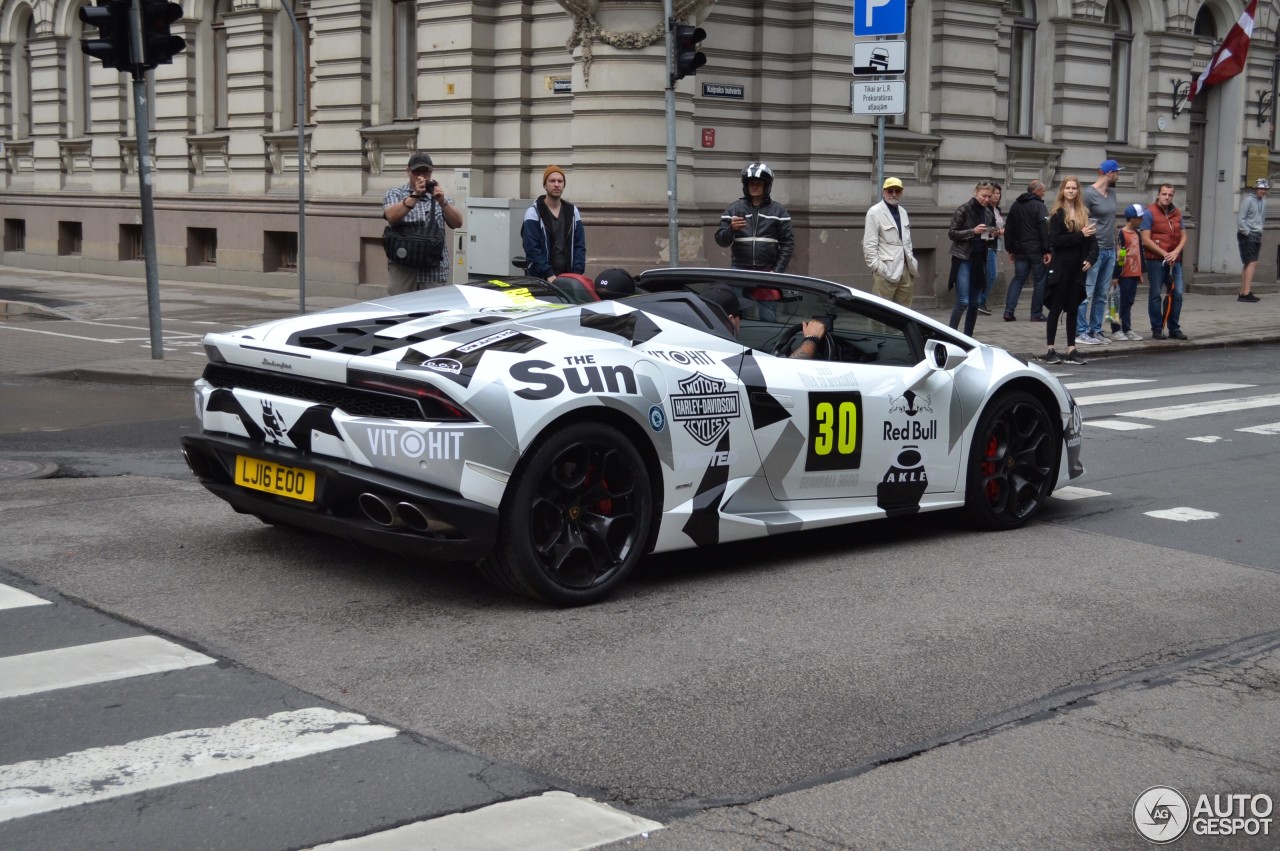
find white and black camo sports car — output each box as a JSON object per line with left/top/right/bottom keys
{"left": 182, "top": 268, "right": 1084, "bottom": 604}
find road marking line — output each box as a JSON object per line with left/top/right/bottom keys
{"left": 1051, "top": 486, "right": 1110, "bottom": 500}
{"left": 310, "top": 790, "right": 663, "bottom": 851}
{"left": 1144, "top": 507, "right": 1219, "bottom": 522}
{"left": 0, "top": 635, "right": 216, "bottom": 699}
{"left": 1084, "top": 419, "right": 1152, "bottom": 431}
{"left": 0, "top": 325, "right": 124, "bottom": 343}
{"left": 1122, "top": 393, "right": 1280, "bottom": 421}
{"left": 0, "top": 584, "right": 51, "bottom": 611}
{"left": 0, "top": 708, "right": 398, "bottom": 823}
{"left": 1063, "top": 378, "right": 1156, "bottom": 390}
{"left": 1238, "top": 421, "right": 1280, "bottom": 435}
{"left": 1187, "top": 436, "right": 1228, "bottom": 443}
{"left": 1073, "top": 383, "right": 1254, "bottom": 406}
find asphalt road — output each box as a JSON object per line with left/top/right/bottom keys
{"left": 2, "top": 345, "right": 1279, "bottom": 848}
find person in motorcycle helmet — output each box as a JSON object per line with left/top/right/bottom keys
{"left": 714, "top": 162, "right": 795, "bottom": 274}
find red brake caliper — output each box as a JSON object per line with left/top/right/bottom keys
{"left": 983, "top": 436, "right": 1000, "bottom": 503}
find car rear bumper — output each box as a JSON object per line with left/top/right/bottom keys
{"left": 181, "top": 433, "right": 498, "bottom": 562}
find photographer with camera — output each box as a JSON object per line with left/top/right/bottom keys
{"left": 382, "top": 151, "right": 463, "bottom": 294}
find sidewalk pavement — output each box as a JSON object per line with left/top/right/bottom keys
{"left": 1, "top": 264, "right": 1277, "bottom": 386}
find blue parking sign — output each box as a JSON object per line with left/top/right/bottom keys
{"left": 853, "top": 0, "right": 907, "bottom": 37}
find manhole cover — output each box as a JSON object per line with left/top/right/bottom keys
{"left": 0, "top": 459, "right": 59, "bottom": 480}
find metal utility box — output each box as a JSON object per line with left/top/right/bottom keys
{"left": 466, "top": 197, "right": 532, "bottom": 278}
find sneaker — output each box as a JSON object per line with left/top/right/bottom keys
{"left": 1238, "top": 293, "right": 1261, "bottom": 303}
{"left": 1151, "top": 330, "right": 1167, "bottom": 340}
{"left": 1077, "top": 334, "right": 1101, "bottom": 345}
{"left": 977, "top": 306, "right": 992, "bottom": 315}
{"left": 1042, "top": 349, "right": 1062, "bottom": 364}
{"left": 1169, "top": 329, "right": 1189, "bottom": 340}
{"left": 1064, "top": 350, "right": 1088, "bottom": 365}
{"left": 1125, "top": 330, "right": 1144, "bottom": 341}
{"left": 1096, "top": 333, "right": 1113, "bottom": 345}
{"left": 1003, "top": 313, "right": 1017, "bottom": 322}
{"left": 1030, "top": 315, "right": 1047, "bottom": 322}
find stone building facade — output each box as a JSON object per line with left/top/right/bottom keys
{"left": 1, "top": 0, "right": 1276, "bottom": 302}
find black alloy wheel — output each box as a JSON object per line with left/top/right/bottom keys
{"left": 484, "top": 422, "right": 653, "bottom": 605}
{"left": 964, "top": 391, "right": 1057, "bottom": 529}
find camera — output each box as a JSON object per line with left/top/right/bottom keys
{"left": 425, "top": 180, "right": 438, "bottom": 194}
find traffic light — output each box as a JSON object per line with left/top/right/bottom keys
{"left": 79, "top": 0, "right": 131, "bottom": 71}
{"left": 673, "top": 23, "right": 707, "bottom": 81}
{"left": 140, "top": 0, "right": 186, "bottom": 69}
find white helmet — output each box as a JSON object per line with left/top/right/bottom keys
{"left": 741, "top": 162, "right": 774, "bottom": 197}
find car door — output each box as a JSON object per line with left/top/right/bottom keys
{"left": 744, "top": 294, "right": 963, "bottom": 509}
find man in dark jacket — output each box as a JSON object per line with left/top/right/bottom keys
{"left": 521, "top": 164, "right": 586, "bottom": 280}
{"left": 715, "top": 162, "right": 795, "bottom": 273}
{"left": 1003, "top": 179, "right": 1052, "bottom": 322}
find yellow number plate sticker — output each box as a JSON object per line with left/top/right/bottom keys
{"left": 234, "top": 456, "right": 316, "bottom": 502}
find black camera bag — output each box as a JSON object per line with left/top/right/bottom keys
{"left": 383, "top": 198, "right": 445, "bottom": 269}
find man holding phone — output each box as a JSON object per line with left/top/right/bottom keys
{"left": 1141, "top": 184, "right": 1189, "bottom": 340}
{"left": 1076, "top": 159, "right": 1121, "bottom": 345}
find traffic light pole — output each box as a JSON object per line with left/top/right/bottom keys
{"left": 663, "top": 0, "right": 679, "bottom": 268}
{"left": 128, "top": 0, "right": 164, "bottom": 360}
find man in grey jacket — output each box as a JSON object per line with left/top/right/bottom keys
{"left": 862, "top": 177, "right": 919, "bottom": 306}
{"left": 1237, "top": 178, "right": 1268, "bottom": 303}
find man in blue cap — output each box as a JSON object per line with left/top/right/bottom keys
{"left": 1076, "top": 159, "right": 1121, "bottom": 346}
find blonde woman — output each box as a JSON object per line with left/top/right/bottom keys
{"left": 1042, "top": 177, "right": 1098, "bottom": 364}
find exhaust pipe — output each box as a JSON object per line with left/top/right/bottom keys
{"left": 396, "top": 502, "right": 459, "bottom": 536}
{"left": 358, "top": 492, "right": 402, "bottom": 528}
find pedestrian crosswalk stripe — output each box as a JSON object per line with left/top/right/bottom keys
{"left": 0, "top": 635, "right": 216, "bottom": 700}
{"left": 1121, "top": 393, "right": 1280, "bottom": 421}
{"left": 0, "top": 708, "right": 398, "bottom": 823}
{"left": 1084, "top": 419, "right": 1152, "bottom": 430}
{"left": 309, "top": 790, "right": 662, "bottom": 851}
{"left": 1238, "top": 421, "right": 1280, "bottom": 435}
{"left": 1063, "top": 378, "right": 1155, "bottom": 390}
{"left": 0, "top": 583, "right": 51, "bottom": 611}
{"left": 1073, "top": 383, "right": 1254, "bottom": 406}
{"left": 1051, "top": 486, "right": 1110, "bottom": 500}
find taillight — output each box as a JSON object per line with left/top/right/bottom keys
{"left": 348, "top": 369, "right": 474, "bottom": 421}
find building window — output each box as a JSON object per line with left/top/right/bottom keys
{"left": 265, "top": 231, "right": 299, "bottom": 272}
{"left": 4, "top": 219, "right": 26, "bottom": 253}
{"left": 276, "top": 3, "right": 313, "bottom": 130}
{"left": 1105, "top": 0, "right": 1133, "bottom": 143}
{"left": 120, "top": 224, "right": 144, "bottom": 261}
{"left": 1194, "top": 5, "right": 1218, "bottom": 39}
{"left": 13, "top": 14, "right": 35, "bottom": 139}
{"left": 1006, "top": 0, "right": 1036, "bottom": 138}
{"left": 71, "top": 1, "right": 93, "bottom": 136}
{"left": 188, "top": 228, "right": 217, "bottom": 265}
{"left": 392, "top": 0, "right": 418, "bottom": 120}
{"left": 58, "top": 222, "right": 84, "bottom": 256}
{"left": 214, "top": 0, "right": 231, "bottom": 128}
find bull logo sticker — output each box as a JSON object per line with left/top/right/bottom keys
{"left": 261, "top": 400, "right": 288, "bottom": 444}
{"left": 888, "top": 390, "right": 932, "bottom": 416}
{"left": 671, "top": 372, "right": 741, "bottom": 446}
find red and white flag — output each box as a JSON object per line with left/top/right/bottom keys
{"left": 1188, "top": 0, "right": 1257, "bottom": 100}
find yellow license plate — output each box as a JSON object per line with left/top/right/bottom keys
{"left": 234, "top": 456, "right": 316, "bottom": 502}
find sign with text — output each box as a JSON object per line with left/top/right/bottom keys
{"left": 702, "top": 82, "right": 745, "bottom": 99}
{"left": 852, "top": 80, "right": 905, "bottom": 115}
{"left": 853, "top": 40, "right": 906, "bottom": 76}
{"left": 853, "top": 0, "right": 907, "bottom": 37}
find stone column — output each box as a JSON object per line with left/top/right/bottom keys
{"left": 27, "top": 31, "right": 65, "bottom": 192}
{"left": 223, "top": 8, "right": 275, "bottom": 194}
{"left": 308, "top": 0, "right": 371, "bottom": 198}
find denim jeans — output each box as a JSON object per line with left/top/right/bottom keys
{"left": 981, "top": 250, "right": 997, "bottom": 308}
{"left": 949, "top": 255, "right": 985, "bottom": 336}
{"left": 1005, "top": 254, "right": 1047, "bottom": 318}
{"left": 1075, "top": 248, "right": 1115, "bottom": 336}
{"left": 1146, "top": 258, "right": 1184, "bottom": 333}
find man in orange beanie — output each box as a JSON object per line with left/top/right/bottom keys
{"left": 521, "top": 164, "right": 586, "bottom": 280}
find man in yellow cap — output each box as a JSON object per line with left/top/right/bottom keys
{"left": 862, "top": 177, "right": 918, "bottom": 306}
{"left": 521, "top": 164, "right": 586, "bottom": 280}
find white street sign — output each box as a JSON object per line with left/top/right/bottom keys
{"left": 853, "top": 41, "right": 906, "bottom": 76}
{"left": 852, "top": 80, "right": 905, "bottom": 115}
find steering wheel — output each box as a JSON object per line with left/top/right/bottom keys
{"left": 773, "top": 323, "right": 834, "bottom": 360}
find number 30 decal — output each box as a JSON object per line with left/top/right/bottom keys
{"left": 805, "top": 391, "right": 863, "bottom": 471}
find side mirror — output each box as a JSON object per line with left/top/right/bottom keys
{"left": 902, "top": 340, "right": 969, "bottom": 392}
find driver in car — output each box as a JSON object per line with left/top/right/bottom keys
{"left": 701, "top": 285, "right": 828, "bottom": 359}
